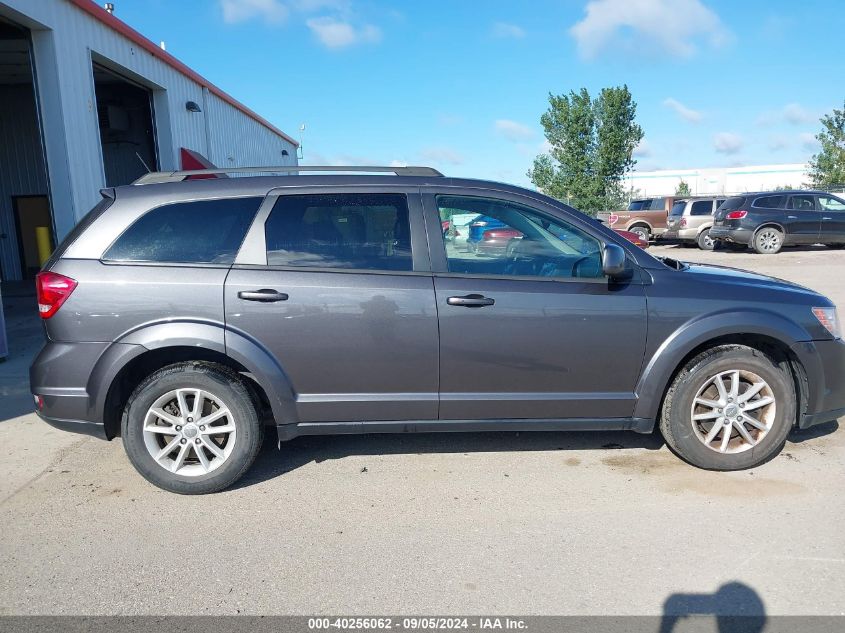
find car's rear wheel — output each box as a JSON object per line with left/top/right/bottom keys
{"left": 696, "top": 228, "right": 715, "bottom": 250}
{"left": 628, "top": 225, "right": 650, "bottom": 243}
{"left": 122, "top": 362, "right": 263, "bottom": 494}
{"left": 753, "top": 227, "right": 783, "bottom": 254}
{"left": 659, "top": 345, "right": 795, "bottom": 470}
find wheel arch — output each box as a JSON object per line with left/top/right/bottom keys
{"left": 634, "top": 312, "right": 812, "bottom": 425}
{"left": 92, "top": 322, "right": 296, "bottom": 439}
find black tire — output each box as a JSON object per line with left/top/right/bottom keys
{"left": 696, "top": 228, "right": 715, "bottom": 251}
{"left": 628, "top": 225, "right": 650, "bottom": 243}
{"left": 122, "top": 362, "right": 264, "bottom": 494}
{"left": 659, "top": 345, "right": 795, "bottom": 471}
{"left": 753, "top": 227, "right": 783, "bottom": 254}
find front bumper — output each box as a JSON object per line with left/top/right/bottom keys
{"left": 792, "top": 338, "right": 845, "bottom": 428}
{"left": 709, "top": 225, "right": 752, "bottom": 245}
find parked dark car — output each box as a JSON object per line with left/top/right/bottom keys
{"left": 31, "top": 166, "right": 845, "bottom": 493}
{"left": 710, "top": 191, "right": 845, "bottom": 254}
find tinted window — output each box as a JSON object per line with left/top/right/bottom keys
{"left": 752, "top": 195, "right": 785, "bottom": 209}
{"left": 437, "top": 195, "right": 603, "bottom": 280}
{"left": 104, "top": 197, "right": 261, "bottom": 263}
{"left": 649, "top": 197, "right": 666, "bottom": 210}
{"left": 716, "top": 199, "right": 726, "bottom": 208}
{"left": 669, "top": 201, "right": 687, "bottom": 216}
{"left": 818, "top": 195, "right": 845, "bottom": 212}
{"left": 690, "top": 200, "right": 714, "bottom": 216}
{"left": 788, "top": 195, "right": 815, "bottom": 211}
{"left": 264, "top": 193, "right": 412, "bottom": 271}
{"left": 628, "top": 199, "right": 650, "bottom": 210}
{"left": 719, "top": 197, "right": 746, "bottom": 211}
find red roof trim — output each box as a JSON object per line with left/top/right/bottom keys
{"left": 67, "top": 0, "right": 299, "bottom": 147}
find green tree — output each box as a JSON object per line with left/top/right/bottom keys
{"left": 808, "top": 100, "right": 845, "bottom": 188}
{"left": 529, "top": 85, "right": 643, "bottom": 215}
{"left": 675, "top": 180, "right": 691, "bottom": 196}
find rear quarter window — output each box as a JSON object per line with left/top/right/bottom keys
{"left": 103, "top": 197, "right": 262, "bottom": 264}
{"left": 752, "top": 195, "right": 785, "bottom": 209}
{"left": 719, "top": 197, "right": 746, "bottom": 211}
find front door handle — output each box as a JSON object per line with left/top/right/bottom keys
{"left": 238, "top": 289, "right": 289, "bottom": 302}
{"left": 447, "top": 294, "right": 495, "bottom": 308}
{"left": 822, "top": 217, "right": 833, "bottom": 221}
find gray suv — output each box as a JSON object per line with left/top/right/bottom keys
{"left": 30, "top": 166, "right": 845, "bottom": 493}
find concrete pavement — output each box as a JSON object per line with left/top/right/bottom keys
{"left": 0, "top": 245, "right": 843, "bottom": 616}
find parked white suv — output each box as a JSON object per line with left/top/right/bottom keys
{"left": 663, "top": 197, "right": 727, "bottom": 250}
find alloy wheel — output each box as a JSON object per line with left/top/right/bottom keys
{"left": 142, "top": 388, "right": 237, "bottom": 476}
{"left": 690, "top": 369, "right": 776, "bottom": 454}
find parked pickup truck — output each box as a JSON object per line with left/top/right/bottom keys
{"left": 598, "top": 197, "right": 677, "bottom": 242}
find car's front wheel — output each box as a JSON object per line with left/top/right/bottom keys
{"left": 659, "top": 345, "right": 795, "bottom": 470}
{"left": 122, "top": 362, "right": 264, "bottom": 494}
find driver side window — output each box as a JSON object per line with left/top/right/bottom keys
{"left": 437, "top": 195, "right": 603, "bottom": 279}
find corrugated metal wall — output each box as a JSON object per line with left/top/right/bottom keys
{"left": 0, "top": 83, "right": 48, "bottom": 281}
{"left": 0, "top": 0, "right": 297, "bottom": 280}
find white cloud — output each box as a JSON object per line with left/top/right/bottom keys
{"left": 757, "top": 103, "right": 817, "bottom": 127}
{"left": 713, "top": 132, "right": 742, "bottom": 155}
{"left": 389, "top": 159, "right": 408, "bottom": 167}
{"left": 306, "top": 16, "right": 381, "bottom": 48}
{"left": 768, "top": 135, "right": 789, "bottom": 151}
{"left": 569, "top": 0, "right": 729, "bottom": 60}
{"left": 492, "top": 22, "right": 526, "bottom": 38}
{"left": 420, "top": 146, "right": 464, "bottom": 165}
{"left": 662, "top": 98, "right": 703, "bottom": 123}
{"left": 220, "top": 0, "right": 289, "bottom": 24}
{"left": 633, "top": 139, "right": 651, "bottom": 157}
{"left": 783, "top": 103, "right": 814, "bottom": 125}
{"left": 494, "top": 119, "right": 535, "bottom": 142}
{"left": 800, "top": 132, "right": 819, "bottom": 151}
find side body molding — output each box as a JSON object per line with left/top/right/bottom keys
{"left": 633, "top": 309, "right": 813, "bottom": 423}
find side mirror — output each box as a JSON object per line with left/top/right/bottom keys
{"left": 602, "top": 243, "right": 627, "bottom": 279}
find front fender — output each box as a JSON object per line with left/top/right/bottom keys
{"left": 633, "top": 309, "right": 812, "bottom": 421}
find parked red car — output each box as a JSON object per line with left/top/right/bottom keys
{"left": 614, "top": 229, "right": 649, "bottom": 249}
{"left": 474, "top": 228, "right": 523, "bottom": 255}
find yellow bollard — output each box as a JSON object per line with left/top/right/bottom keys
{"left": 35, "top": 226, "right": 52, "bottom": 267}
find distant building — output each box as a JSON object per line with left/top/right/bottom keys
{"left": 0, "top": 0, "right": 299, "bottom": 281}
{"left": 624, "top": 164, "right": 809, "bottom": 198}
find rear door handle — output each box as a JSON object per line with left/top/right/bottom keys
{"left": 447, "top": 294, "right": 495, "bottom": 308}
{"left": 238, "top": 289, "right": 289, "bottom": 302}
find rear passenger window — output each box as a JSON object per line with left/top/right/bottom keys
{"left": 752, "top": 195, "right": 785, "bottom": 209}
{"left": 264, "top": 193, "right": 412, "bottom": 271}
{"left": 690, "top": 200, "right": 713, "bottom": 216}
{"left": 787, "top": 195, "right": 815, "bottom": 210}
{"left": 104, "top": 197, "right": 262, "bottom": 264}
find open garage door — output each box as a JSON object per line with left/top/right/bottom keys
{"left": 93, "top": 63, "right": 159, "bottom": 186}
{"left": 0, "top": 18, "right": 51, "bottom": 282}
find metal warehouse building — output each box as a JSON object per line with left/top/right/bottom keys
{"left": 0, "top": 0, "right": 299, "bottom": 282}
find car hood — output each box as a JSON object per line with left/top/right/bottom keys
{"left": 680, "top": 261, "right": 824, "bottom": 299}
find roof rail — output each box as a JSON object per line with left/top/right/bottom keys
{"left": 133, "top": 165, "right": 444, "bottom": 185}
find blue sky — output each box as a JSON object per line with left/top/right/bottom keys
{"left": 114, "top": 0, "right": 844, "bottom": 187}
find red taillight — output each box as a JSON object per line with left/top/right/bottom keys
{"left": 36, "top": 272, "right": 77, "bottom": 319}
{"left": 34, "top": 395, "right": 44, "bottom": 411}
{"left": 726, "top": 210, "right": 747, "bottom": 220}
{"left": 679, "top": 218, "right": 687, "bottom": 227}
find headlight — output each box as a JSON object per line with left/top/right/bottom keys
{"left": 812, "top": 307, "right": 841, "bottom": 339}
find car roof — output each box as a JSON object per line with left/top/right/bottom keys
{"left": 112, "top": 174, "right": 540, "bottom": 203}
